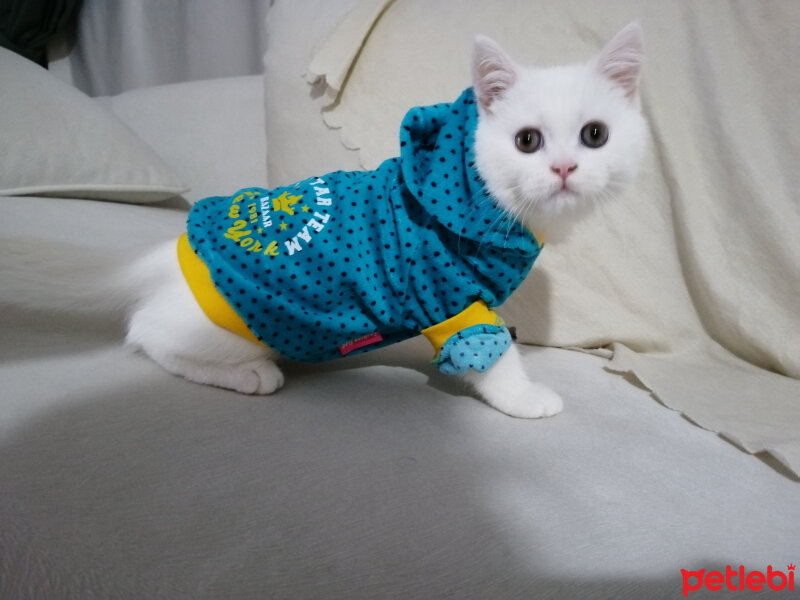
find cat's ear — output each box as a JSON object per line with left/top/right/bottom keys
{"left": 471, "top": 35, "right": 518, "bottom": 111}
{"left": 595, "top": 22, "right": 644, "bottom": 102}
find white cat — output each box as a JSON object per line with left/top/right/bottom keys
{"left": 1, "top": 24, "right": 646, "bottom": 419}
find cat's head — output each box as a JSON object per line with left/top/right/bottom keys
{"left": 472, "top": 23, "right": 647, "bottom": 241}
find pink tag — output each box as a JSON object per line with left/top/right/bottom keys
{"left": 339, "top": 332, "right": 384, "bottom": 356}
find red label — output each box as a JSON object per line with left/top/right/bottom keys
{"left": 339, "top": 332, "right": 384, "bottom": 356}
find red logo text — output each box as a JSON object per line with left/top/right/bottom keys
{"left": 681, "top": 564, "right": 795, "bottom": 596}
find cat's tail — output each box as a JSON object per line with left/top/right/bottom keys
{"left": 0, "top": 238, "right": 174, "bottom": 317}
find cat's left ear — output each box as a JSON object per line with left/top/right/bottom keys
{"left": 595, "top": 22, "right": 644, "bottom": 102}
{"left": 471, "top": 35, "right": 519, "bottom": 112}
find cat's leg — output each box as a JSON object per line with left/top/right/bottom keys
{"left": 125, "top": 245, "right": 284, "bottom": 395}
{"left": 143, "top": 348, "right": 284, "bottom": 395}
{"left": 463, "top": 343, "right": 563, "bottom": 418}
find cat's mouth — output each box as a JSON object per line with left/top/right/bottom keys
{"left": 552, "top": 183, "right": 577, "bottom": 199}
{"left": 549, "top": 176, "right": 576, "bottom": 197}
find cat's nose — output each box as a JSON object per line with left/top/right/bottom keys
{"left": 550, "top": 162, "right": 578, "bottom": 180}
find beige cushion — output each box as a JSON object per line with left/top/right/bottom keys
{"left": 97, "top": 76, "right": 267, "bottom": 204}
{"left": 0, "top": 47, "right": 188, "bottom": 203}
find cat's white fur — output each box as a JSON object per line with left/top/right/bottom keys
{"left": 1, "top": 24, "right": 646, "bottom": 418}
{"left": 474, "top": 23, "right": 647, "bottom": 242}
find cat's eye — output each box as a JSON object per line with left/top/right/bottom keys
{"left": 580, "top": 121, "right": 609, "bottom": 148}
{"left": 515, "top": 128, "right": 543, "bottom": 153}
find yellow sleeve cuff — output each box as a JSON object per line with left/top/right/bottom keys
{"left": 421, "top": 300, "right": 504, "bottom": 355}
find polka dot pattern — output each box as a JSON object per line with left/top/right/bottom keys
{"left": 186, "top": 88, "right": 542, "bottom": 362}
{"left": 436, "top": 324, "right": 513, "bottom": 375}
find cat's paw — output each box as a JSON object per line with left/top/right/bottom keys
{"left": 486, "top": 382, "right": 563, "bottom": 419}
{"left": 236, "top": 359, "right": 285, "bottom": 395}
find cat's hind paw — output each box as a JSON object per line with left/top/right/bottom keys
{"left": 236, "top": 359, "right": 285, "bottom": 395}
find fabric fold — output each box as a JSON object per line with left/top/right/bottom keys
{"left": 609, "top": 342, "right": 800, "bottom": 477}
{"left": 304, "top": 0, "right": 395, "bottom": 108}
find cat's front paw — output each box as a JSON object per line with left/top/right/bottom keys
{"left": 486, "top": 382, "right": 563, "bottom": 419}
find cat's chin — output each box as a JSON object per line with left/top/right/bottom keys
{"left": 523, "top": 190, "right": 596, "bottom": 244}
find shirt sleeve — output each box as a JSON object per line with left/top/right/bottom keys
{"left": 421, "top": 301, "right": 512, "bottom": 374}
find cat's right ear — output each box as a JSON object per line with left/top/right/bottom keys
{"left": 471, "top": 35, "right": 518, "bottom": 112}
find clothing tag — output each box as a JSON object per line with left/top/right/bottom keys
{"left": 339, "top": 332, "right": 384, "bottom": 356}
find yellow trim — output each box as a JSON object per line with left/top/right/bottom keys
{"left": 421, "top": 300, "right": 503, "bottom": 355}
{"left": 176, "top": 234, "right": 262, "bottom": 345}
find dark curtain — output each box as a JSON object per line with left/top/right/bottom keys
{"left": 0, "top": 0, "right": 83, "bottom": 66}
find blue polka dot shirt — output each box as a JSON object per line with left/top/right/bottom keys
{"left": 185, "top": 88, "right": 542, "bottom": 362}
